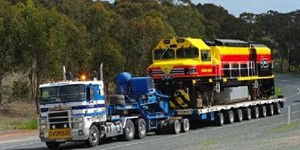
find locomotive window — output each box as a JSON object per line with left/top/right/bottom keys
{"left": 176, "top": 47, "right": 199, "bottom": 58}
{"left": 154, "top": 48, "right": 175, "bottom": 60}
{"left": 201, "top": 50, "right": 211, "bottom": 61}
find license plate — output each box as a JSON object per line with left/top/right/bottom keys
{"left": 48, "top": 129, "right": 71, "bottom": 139}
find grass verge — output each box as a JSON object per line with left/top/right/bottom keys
{"left": 271, "top": 122, "right": 300, "bottom": 132}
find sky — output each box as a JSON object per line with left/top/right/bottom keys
{"left": 192, "top": 0, "right": 300, "bottom": 17}
{"left": 105, "top": 0, "right": 300, "bottom": 17}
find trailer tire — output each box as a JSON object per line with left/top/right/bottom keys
{"left": 274, "top": 102, "right": 281, "bottom": 114}
{"left": 252, "top": 106, "right": 259, "bottom": 119}
{"left": 181, "top": 118, "right": 190, "bottom": 132}
{"left": 86, "top": 125, "right": 100, "bottom": 147}
{"left": 155, "top": 120, "right": 165, "bottom": 135}
{"left": 135, "top": 118, "right": 146, "bottom": 139}
{"left": 267, "top": 104, "right": 274, "bottom": 116}
{"left": 235, "top": 109, "right": 243, "bottom": 122}
{"left": 225, "top": 110, "right": 234, "bottom": 124}
{"left": 110, "top": 95, "right": 125, "bottom": 104}
{"left": 46, "top": 142, "right": 60, "bottom": 150}
{"left": 123, "top": 119, "right": 135, "bottom": 141}
{"left": 243, "top": 108, "right": 251, "bottom": 120}
{"left": 260, "top": 105, "right": 267, "bottom": 118}
{"left": 170, "top": 120, "right": 181, "bottom": 134}
{"left": 215, "top": 112, "right": 224, "bottom": 126}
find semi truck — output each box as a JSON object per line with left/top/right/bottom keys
{"left": 38, "top": 70, "right": 284, "bottom": 149}
{"left": 38, "top": 37, "right": 285, "bottom": 149}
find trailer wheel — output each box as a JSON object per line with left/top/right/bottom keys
{"left": 235, "top": 109, "right": 243, "bottom": 122}
{"left": 252, "top": 106, "right": 259, "bottom": 119}
{"left": 215, "top": 112, "right": 224, "bottom": 126}
{"left": 135, "top": 118, "right": 146, "bottom": 139}
{"left": 123, "top": 119, "right": 135, "bottom": 141}
{"left": 267, "top": 104, "right": 274, "bottom": 116}
{"left": 181, "top": 118, "right": 190, "bottom": 132}
{"left": 225, "top": 110, "right": 234, "bottom": 124}
{"left": 170, "top": 120, "right": 181, "bottom": 134}
{"left": 274, "top": 102, "right": 281, "bottom": 114}
{"left": 46, "top": 142, "right": 60, "bottom": 150}
{"left": 86, "top": 125, "right": 100, "bottom": 147}
{"left": 260, "top": 105, "right": 267, "bottom": 118}
{"left": 243, "top": 108, "right": 251, "bottom": 120}
{"left": 155, "top": 120, "right": 165, "bottom": 135}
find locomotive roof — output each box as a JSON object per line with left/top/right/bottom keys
{"left": 214, "top": 39, "right": 249, "bottom": 47}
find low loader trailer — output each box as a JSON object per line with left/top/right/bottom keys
{"left": 38, "top": 71, "right": 284, "bottom": 149}
{"left": 172, "top": 97, "right": 284, "bottom": 126}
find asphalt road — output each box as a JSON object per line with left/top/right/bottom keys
{"left": 1, "top": 74, "right": 300, "bottom": 150}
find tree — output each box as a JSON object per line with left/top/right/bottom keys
{"left": 18, "top": 0, "right": 87, "bottom": 112}
{"left": 166, "top": 5, "right": 205, "bottom": 38}
{"left": 0, "top": 1, "right": 23, "bottom": 104}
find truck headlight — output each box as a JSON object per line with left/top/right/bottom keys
{"left": 73, "top": 122, "right": 83, "bottom": 128}
{"left": 72, "top": 117, "right": 83, "bottom": 128}
{"left": 40, "top": 124, "right": 47, "bottom": 130}
{"left": 39, "top": 118, "right": 47, "bottom": 130}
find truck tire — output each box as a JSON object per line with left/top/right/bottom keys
{"left": 86, "top": 125, "right": 100, "bottom": 147}
{"left": 215, "top": 112, "right": 224, "bottom": 126}
{"left": 110, "top": 95, "right": 125, "bottom": 104}
{"left": 243, "top": 107, "right": 251, "bottom": 120}
{"left": 169, "top": 120, "right": 181, "bottom": 134}
{"left": 46, "top": 142, "right": 60, "bottom": 150}
{"left": 135, "top": 118, "right": 146, "bottom": 139}
{"left": 252, "top": 106, "right": 259, "bottom": 119}
{"left": 235, "top": 109, "right": 243, "bottom": 122}
{"left": 274, "top": 102, "right": 281, "bottom": 114}
{"left": 155, "top": 120, "right": 165, "bottom": 135}
{"left": 267, "top": 104, "right": 274, "bottom": 116}
{"left": 259, "top": 105, "right": 267, "bottom": 118}
{"left": 181, "top": 118, "right": 190, "bottom": 132}
{"left": 123, "top": 119, "right": 135, "bottom": 141}
{"left": 225, "top": 110, "right": 234, "bottom": 124}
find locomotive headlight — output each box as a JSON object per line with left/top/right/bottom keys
{"left": 51, "top": 125, "right": 56, "bottom": 129}
{"left": 63, "top": 124, "right": 68, "bottom": 128}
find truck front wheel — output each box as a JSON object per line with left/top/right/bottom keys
{"left": 123, "top": 119, "right": 135, "bottom": 141}
{"left": 46, "top": 142, "right": 60, "bottom": 150}
{"left": 135, "top": 118, "right": 146, "bottom": 139}
{"left": 86, "top": 125, "right": 100, "bottom": 147}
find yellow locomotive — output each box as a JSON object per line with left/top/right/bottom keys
{"left": 147, "top": 38, "right": 275, "bottom": 109}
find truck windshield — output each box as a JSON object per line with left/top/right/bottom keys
{"left": 40, "top": 84, "right": 85, "bottom": 103}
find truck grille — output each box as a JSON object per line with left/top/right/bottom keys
{"left": 47, "top": 110, "right": 71, "bottom": 129}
